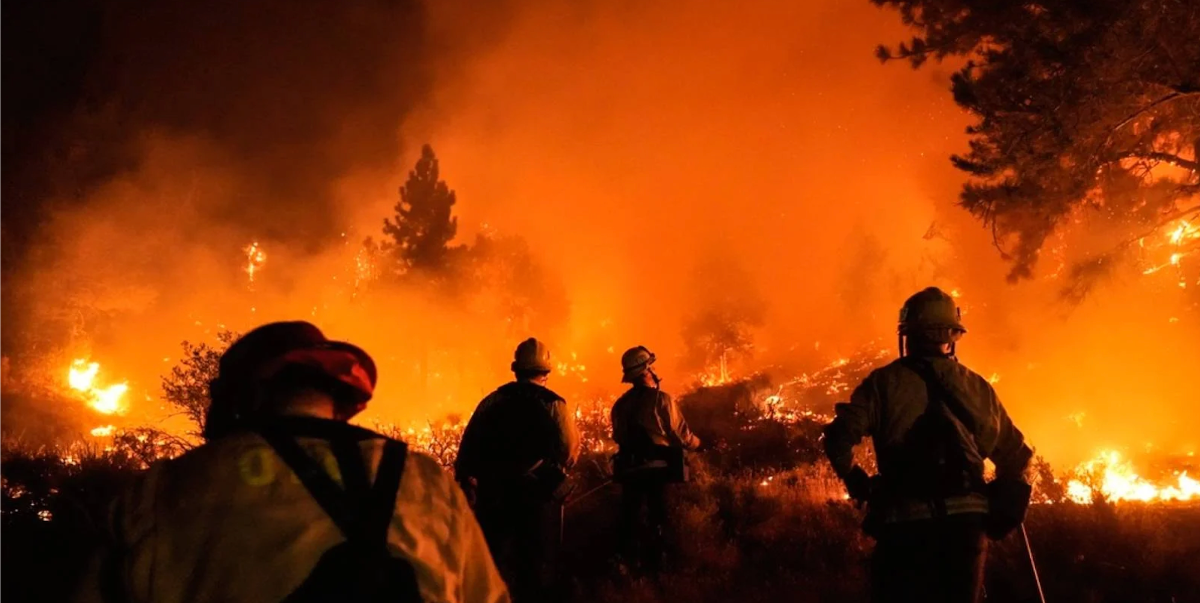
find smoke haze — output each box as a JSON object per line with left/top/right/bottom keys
{"left": 3, "top": 0, "right": 1197, "bottom": 465}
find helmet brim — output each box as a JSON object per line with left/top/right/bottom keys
{"left": 262, "top": 342, "right": 377, "bottom": 402}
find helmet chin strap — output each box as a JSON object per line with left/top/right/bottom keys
{"left": 648, "top": 367, "right": 662, "bottom": 389}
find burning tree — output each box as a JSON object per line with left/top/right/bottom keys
{"left": 875, "top": 0, "right": 1200, "bottom": 293}
{"left": 680, "top": 254, "right": 766, "bottom": 380}
{"left": 382, "top": 144, "right": 463, "bottom": 278}
{"left": 465, "top": 231, "right": 570, "bottom": 337}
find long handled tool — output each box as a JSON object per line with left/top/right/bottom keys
{"left": 1021, "top": 523, "right": 1047, "bottom": 603}
{"left": 558, "top": 479, "right": 615, "bottom": 546}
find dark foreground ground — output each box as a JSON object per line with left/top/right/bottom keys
{"left": 562, "top": 467, "right": 1200, "bottom": 603}
{"left": 3, "top": 440, "right": 1199, "bottom": 603}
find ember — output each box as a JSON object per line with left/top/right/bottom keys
{"left": 244, "top": 241, "right": 267, "bottom": 285}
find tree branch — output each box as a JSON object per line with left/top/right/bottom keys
{"left": 1113, "top": 151, "right": 1200, "bottom": 174}
{"left": 1108, "top": 203, "right": 1200, "bottom": 254}
{"left": 1109, "top": 91, "right": 1200, "bottom": 137}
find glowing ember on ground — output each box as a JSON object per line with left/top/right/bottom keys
{"left": 68, "top": 359, "right": 130, "bottom": 415}
{"left": 1065, "top": 450, "right": 1199, "bottom": 503}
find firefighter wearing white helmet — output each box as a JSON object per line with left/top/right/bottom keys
{"left": 455, "top": 338, "right": 580, "bottom": 603}
{"left": 610, "top": 345, "right": 700, "bottom": 572}
{"left": 823, "top": 288, "right": 1033, "bottom": 603}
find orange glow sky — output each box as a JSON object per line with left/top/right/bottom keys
{"left": 5, "top": 0, "right": 1197, "bottom": 466}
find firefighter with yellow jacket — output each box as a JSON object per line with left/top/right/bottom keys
{"left": 823, "top": 288, "right": 1033, "bottom": 603}
{"left": 610, "top": 346, "right": 700, "bottom": 571}
{"left": 74, "top": 321, "right": 508, "bottom": 603}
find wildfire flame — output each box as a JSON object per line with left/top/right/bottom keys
{"left": 354, "top": 245, "right": 377, "bottom": 290}
{"left": 555, "top": 351, "right": 588, "bottom": 383}
{"left": 68, "top": 359, "right": 129, "bottom": 416}
{"left": 1065, "top": 449, "right": 1199, "bottom": 503}
{"left": 698, "top": 351, "right": 734, "bottom": 387}
{"left": 1143, "top": 218, "right": 1199, "bottom": 280}
{"left": 244, "top": 241, "right": 267, "bottom": 284}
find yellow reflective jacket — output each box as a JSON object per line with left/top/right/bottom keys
{"left": 824, "top": 355, "right": 1031, "bottom": 522}
{"left": 611, "top": 385, "right": 701, "bottom": 451}
{"left": 74, "top": 422, "right": 510, "bottom": 603}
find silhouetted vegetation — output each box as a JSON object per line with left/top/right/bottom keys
{"left": 4, "top": 375, "right": 1198, "bottom": 602}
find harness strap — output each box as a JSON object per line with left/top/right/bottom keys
{"left": 256, "top": 420, "right": 407, "bottom": 544}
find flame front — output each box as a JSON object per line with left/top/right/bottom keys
{"left": 68, "top": 359, "right": 129, "bottom": 416}
{"left": 68, "top": 361, "right": 100, "bottom": 391}
{"left": 1065, "top": 449, "right": 1199, "bottom": 503}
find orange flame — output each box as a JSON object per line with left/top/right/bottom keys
{"left": 68, "top": 359, "right": 129, "bottom": 416}
{"left": 1065, "top": 449, "right": 1199, "bottom": 503}
{"left": 244, "top": 241, "right": 267, "bottom": 284}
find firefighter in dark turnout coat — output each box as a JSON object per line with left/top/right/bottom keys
{"left": 456, "top": 338, "right": 581, "bottom": 603}
{"left": 823, "top": 288, "right": 1033, "bottom": 603}
{"left": 610, "top": 346, "right": 700, "bottom": 571}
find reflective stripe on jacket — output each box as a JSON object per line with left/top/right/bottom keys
{"left": 824, "top": 355, "right": 1031, "bottom": 523}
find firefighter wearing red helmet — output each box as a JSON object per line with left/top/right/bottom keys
{"left": 823, "top": 288, "right": 1033, "bottom": 603}
{"left": 455, "top": 338, "right": 581, "bottom": 603}
{"left": 609, "top": 345, "right": 700, "bottom": 573}
{"left": 76, "top": 321, "right": 509, "bottom": 603}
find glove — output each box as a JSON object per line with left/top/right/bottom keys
{"left": 985, "top": 479, "right": 1032, "bottom": 540}
{"left": 844, "top": 466, "right": 873, "bottom": 503}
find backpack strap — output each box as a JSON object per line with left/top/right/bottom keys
{"left": 901, "top": 356, "right": 979, "bottom": 434}
{"left": 363, "top": 439, "right": 408, "bottom": 546}
{"left": 330, "top": 437, "right": 372, "bottom": 509}
{"left": 258, "top": 423, "right": 409, "bottom": 546}
{"left": 256, "top": 424, "right": 359, "bottom": 538}
{"left": 900, "top": 356, "right": 987, "bottom": 506}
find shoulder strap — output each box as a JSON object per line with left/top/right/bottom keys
{"left": 258, "top": 425, "right": 409, "bottom": 545}
{"left": 363, "top": 439, "right": 407, "bottom": 546}
{"left": 901, "top": 357, "right": 979, "bottom": 434}
{"left": 256, "top": 424, "right": 358, "bottom": 538}
{"left": 330, "top": 437, "right": 372, "bottom": 506}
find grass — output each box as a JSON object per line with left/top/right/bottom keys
{"left": 3, "top": 410, "right": 1198, "bottom": 603}
{"left": 560, "top": 460, "right": 1200, "bottom": 603}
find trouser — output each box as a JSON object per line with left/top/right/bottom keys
{"left": 871, "top": 513, "right": 988, "bottom": 603}
{"left": 617, "top": 473, "right": 670, "bottom": 571}
{"left": 474, "top": 488, "right": 559, "bottom": 603}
